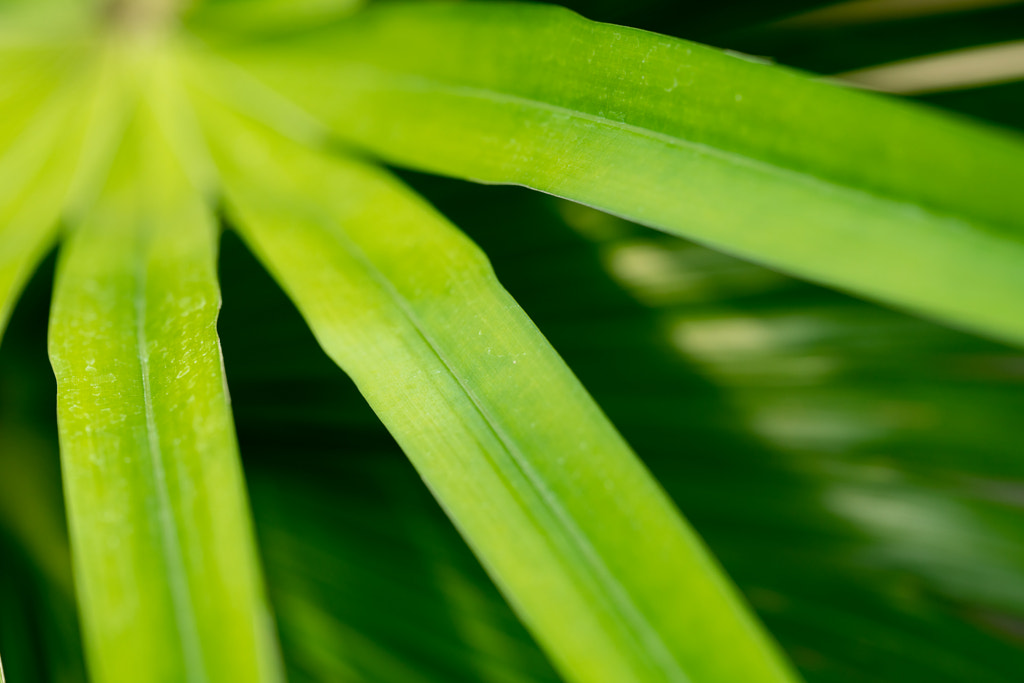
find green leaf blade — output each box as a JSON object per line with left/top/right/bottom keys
{"left": 0, "top": 48, "right": 92, "bottom": 343}
{"left": 47, "top": 96, "right": 282, "bottom": 683}
{"left": 217, "top": 1, "right": 1024, "bottom": 345}
{"left": 198, "top": 99, "right": 802, "bottom": 683}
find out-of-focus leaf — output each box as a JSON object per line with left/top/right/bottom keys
{"left": 840, "top": 41, "right": 1024, "bottom": 94}
{"left": 198, "top": 98, "right": 801, "bottom": 683}
{"left": 0, "top": 1, "right": 91, "bottom": 44}
{"left": 0, "top": 45, "right": 91, "bottom": 343}
{"left": 246, "top": 456, "right": 564, "bottom": 683}
{"left": 46, "top": 68, "right": 282, "bottom": 683}
{"left": 212, "top": 1, "right": 1024, "bottom": 346}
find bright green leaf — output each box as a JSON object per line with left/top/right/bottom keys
{"left": 197, "top": 98, "right": 803, "bottom": 683}
{"left": 214, "top": 1, "right": 1024, "bottom": 345}
{"left": 47, "top": 75, "right": 283, "bottom": 683}
{"left": 0, "top": 47, "right": 89, "bottom": 343}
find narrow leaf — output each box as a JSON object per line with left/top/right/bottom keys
{"left": 215, "top": 1, "right": 1024, "bottom": 345}
{"left": 47, "top": 82, "right": 283, "bottom": 682}
{"left": 197, "top": 99, "right": 802, "bottom": 683}
{"left": 0, "top": 48, "right": 89, "bottom": 342}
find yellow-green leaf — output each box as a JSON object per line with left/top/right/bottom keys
{"left": 47, "top": 80, "right": 283, "bottom": 683}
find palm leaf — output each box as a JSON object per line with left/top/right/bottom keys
{"left": 2, "top": 2, "right": 1024, "bottom": 682}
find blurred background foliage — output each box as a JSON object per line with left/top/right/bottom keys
{"left": 2, "top": 0, "right": 1024, "bottom": 681}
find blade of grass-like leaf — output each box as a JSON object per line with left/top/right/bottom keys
{"left": 211, "top": 1, "right": 1024, "bottom": 346}
{"left": 216, "top": 230, "right": 565, "bottom": 682}
{"left": 197, "top": 98, "right": 802, "bottom": 683}
{"left": 47, "top": 78, "right": 283, "bottom": 683}
{"left": 0, "top": 125, "right": 67, "bottom": 342}
{"left": 0, "top": 46, "right": 103, "bottom": 345}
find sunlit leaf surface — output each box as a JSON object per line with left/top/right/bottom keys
{"left": 47, "top": 86, "right": 282, "bottom": 683}
{"left": 216, "top": 1, "right": 1024, "bottom": 345}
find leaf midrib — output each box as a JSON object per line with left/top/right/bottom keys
{"left": 130, "top": 211, "right": 210, "bottom": 683}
